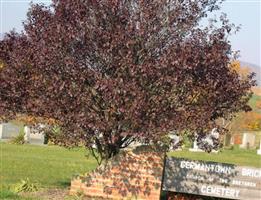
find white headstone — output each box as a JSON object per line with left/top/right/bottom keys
{"left": 29, "top": 132, "right": 45, "bottom": 145}
{"left": 28, "top": 126, "right": 45, "bottom": 145}
{"left": 24, "top": 126, "right": 31, "bottom": 143}
{"left": 193, "top": 140, "right": 199, "bottom": 149}
{"left": 0, "top": 123, "right": 23, "bottom": 140}
{"left": 210, "top": 128, "right": 219, "bottom": 139}
{"left": 169, "top": 134, "right": 181, "bottom": 151}
{"left": 189, "top": 139, "right": 203, "bottom": 152}
{"left": 189, "top": 128, "right": 219, "bottom": 153}
{"left": 23, "top": 125, "right": 45, "bottom": 145}
{"left": 240, "top": 133, "right": 256, "bottom": 149}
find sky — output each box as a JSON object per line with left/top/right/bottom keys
{"left": 0, "top": 0, "right": 260, "bottom": 67}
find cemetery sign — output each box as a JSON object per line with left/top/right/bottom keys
{"left": 162, "top": 157, "right": 261, "bottom": 200}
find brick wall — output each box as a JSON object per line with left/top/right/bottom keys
{"left": 70, "top": 146, "right": 165, "bottom": 200}
{"left": 167, "top": 193, "right": 198, "bottom": 200}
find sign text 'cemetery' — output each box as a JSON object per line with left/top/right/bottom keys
{"left": 162, "top": 157, "right": 261, "bottom": 200}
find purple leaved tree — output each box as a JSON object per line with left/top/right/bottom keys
{"left": 0, "top": 0, "right": 255, "bottom": 163}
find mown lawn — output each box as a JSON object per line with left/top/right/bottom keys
{"left": 1, "top": 143, "right": 260, "bottom": 199}
{"left": 169, "top": 146, "right": 261, "bottom": 168}
{"left": 0, "top": 143, "right": 97, "bottom": 189}
{"left": 249, "top": 94, "right": 261, "bottom": 113}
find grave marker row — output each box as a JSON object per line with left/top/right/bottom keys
{"left": 0, "top": 123, "right": 45, "bottom": 145}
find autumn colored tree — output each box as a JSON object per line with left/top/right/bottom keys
{"left": 244, "top": 112, "right": 261, "bottom": 131}
{"left": 0, "top": 61, "right": 3, "bottom": 69}
{"left": 231, "top": 112, "right": 261, "bottom": 131}
{"left": 0, "top": 0, "right": 256, "bottom": 162}
{"left": 230, "top": 60, "right": 251, "bottom": 79}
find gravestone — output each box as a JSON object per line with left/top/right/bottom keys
{"left": 210, "top": 128, "right": 219, "bottom": 139}
{"left": 27, "top": 126, "right": 45, "bottom": 145}
{"left": 257, "top": 140, "right": 261, "bottom": 155}
{"left": 169, "top": 134, "right": 182, "bottom": 151}
{"left": 240, "top": 133, "right": 256, "bottom": 149}
{"left": 189, "top": 140, "right": 203, "bottom": 152}
{"left": 0, "top": 123, "right": 45, "bottom": 144}
{"left": 189, "top": 128, "right": 219, "bottom": 153}
{"left": 24, "top": 126, "right": 45, "bottom": 145}
{"left": 0, "top": 123, "right": 23, "bottom": 140}
{"left": 24, "top": 126, "right": 31, "bottom": 143}
{"left": 29, "top": 132, "right": 45, "bottom": 145}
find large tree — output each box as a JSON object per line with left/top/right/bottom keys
{"left": 0, "top": 0, "right": 255, "bottom": 163}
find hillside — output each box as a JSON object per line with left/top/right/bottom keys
{"left": 241, "top": 61, "right": 261, "bottom": 86}
{"left": 252, "top": 87, "right": 261, "bottom": 96}
{"left": 229, "top": 91, "right": 261, "bottom": 133}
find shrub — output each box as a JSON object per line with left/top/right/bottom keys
{"left": 13, "top": 178, "right": 38, "bottom": 193}
{"left": 9, "top": 130, "right": 25, "bottom": 145}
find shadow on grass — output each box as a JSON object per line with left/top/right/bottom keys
{"left": 55, "top": 180, "right": 71, "bottom": 188}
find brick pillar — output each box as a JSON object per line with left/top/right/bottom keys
{"left": 70, "top": 146, "right": 165, "bottom": 200}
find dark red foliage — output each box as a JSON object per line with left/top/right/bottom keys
{"left": 0, "top": 0, "right": 255, "bottom": 162}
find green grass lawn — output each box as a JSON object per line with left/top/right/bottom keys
{"left": 169, "top": 146, "right": 261, "bottom": 168}
{"left": 1, "top": 143, "right": 260, "bottom": 199}
{"left": 1, "top": 144, "right": 260, "bottom": 189}
{"left": 249, "top": 94, "right": 261, "bottom": 113}
{"left": 0, "top": 143, "right": 97, "bottom": 189}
